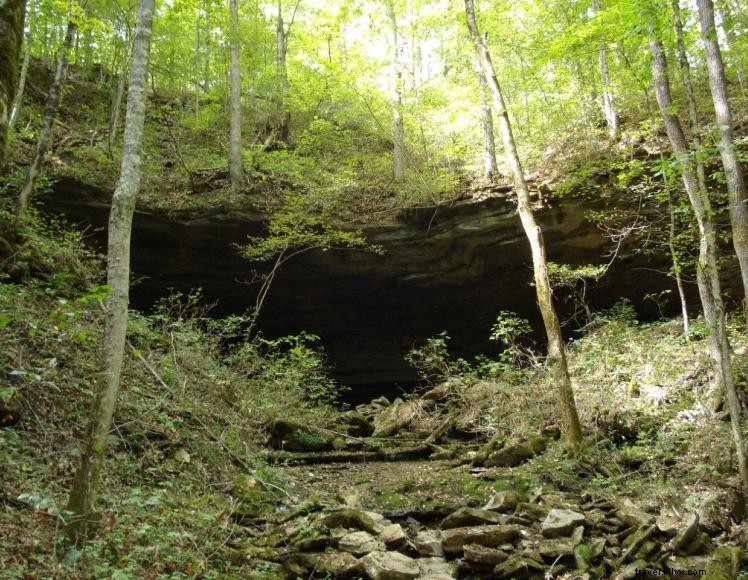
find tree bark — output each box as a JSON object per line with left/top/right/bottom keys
{"left": 386, "top": 0, "right": 405, "bottom": 182}
{"left": 696, "top": 0, "right": 748, "bottom": 323}
{"left": 649, "top": 30, "right": 748, "bottom": 503}
{"left": 228, "top": 0, "right": 243, "bottom": 189}
{"left": 464, "top": 0, "right": 582, "bottom": 448}
{"left": 0, "top": 0, "right": 27, "bottom": 168}
{"left": 16, "top": 19, "right": 76, "bottom": 217}
{"left": 477, "top": 59, "right": 498, "bottom": 183}
{"left": 275, "top": 0, "right": 290, "bottom": 142}
{"left": 66, "top": 0, "right": 155, "bottom": 545}
{"left": 9, "top": 23, "right": 31, "bottom": 132}
{"left": 592, "top": 0, "right": 618, "bottom": 138}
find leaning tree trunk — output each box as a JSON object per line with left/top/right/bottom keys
{"left": 649, "top": 30, "right": 748, "bottom": 503}
{"left": 386, "top": 0, "right": 405, "bottom": 182}
{"left": 9, "top": 24, "right": 31, "bottom": 132}
{"left": 697, "top": 0, "right": 748, "bottom": 323}
{"left": 477, "top": 60, "right": 498, "bottom": 183}
{"left": 0, "top": 0, "right": 27, "bottom": 168}
{"left": 66, "top": 0, "right": 155, "bottom": 546}
{"left": 464, "top": 0, "right": 583, "bottom": 448}
{"left": 228, "top": 0, "right": 243, "bottom": 190}
{"left": 592, "top": 0, "right": 618, "bottom": 139}
{"left": 16, "top": 19, "right": 76, "bottom": 217}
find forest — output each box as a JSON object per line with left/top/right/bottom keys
{"left": 0, "top": 0, "right": 747, "bottom": 577}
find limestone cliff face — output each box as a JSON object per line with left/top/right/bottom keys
{"left": 42, "top": 177, "right": 712, "bottom": 391}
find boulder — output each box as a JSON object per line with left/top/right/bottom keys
{"left": 268, "top": 419, "right": 332, "bottom": 451}
{"left": 319, "top": 508, "right": 384, "bottom": 535}
{"left": 538, "top": 537, "right": 575, "bottom": 558}
{"left": 415, "top": 530, "right": 444, "bottom": 557}
{"left": 541, "top": 509, "right": 587, "bottom": 538}
{"left": 483, "top": 491, "right": 519, "bottom": 513}
{"left": 417, "top": 557, "right": 458, "bottom": 579}
{"left": 463, "top": 543, "right": 509, "bottom": 565}
{"left": 359, "top": 551, "right": 420, "bottom": 580}
{"left": 439, "top": 507, "right": 505, "bottom": 529}
{"left": 613, "top": 559, "right": 652, "bottom": 580}
{"left": 339, "top": 531, "right": 385, "bottom": 556}
{"left": 441, "top": 525, "right": 519, "bottom": 554}
{"left": 493, "top": 554, "right": 545, "bottom": 578}
{"left": 671, "top": 513, "right": 699, "bottom": 553}
{"left": 485, "top": 443, "right": 534, "bottom": 468}
{"left": 379, "top": 524, "right": 407, "bottom": 549}
{"left": 620, "top": 525, "right": 656, "bottom": 563}
{"left": 311, "top": 550, "right": 362, "bottom": 578}
{"left": 372, "top": 398, "right": 424, "bottom": 437}
{"left": 615, "top": 499, "right": 655, "bottom": 527}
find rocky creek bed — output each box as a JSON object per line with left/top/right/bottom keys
{"left": 224, "top": 390, "right": 745, "bottom": 579}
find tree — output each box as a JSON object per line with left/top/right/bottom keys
{"left": 477, "top": 57, "right": 498, "bottom": 183}
{"left": 228, "top": 0, "right": 243, "bottom": 190}
{"left": 16, "top": 15, "right": 77, "bottom": 217}
{"left": 66, "top": 0, "right": 156, "bottom": 545}
{"left": 592, "top": 0, "right": 618, "bottom": 138}
{"left": 649, "top": 26, "right": 748, "bottom": 502}
{"left": 385, "top": 0, "right": 405, "bottom": 181}
{"left": 696, "top": 0, "right": 748, "bottom": 323}
{"left": 0, "top": 0, "right": 27, "bottom": 169}
{"left": 9, "top": 23, "right": 31, "bottom": 132}
{"left": 464, "top": 0, "right": 582, "bottom": 448}
{"left": 274, "top": 0, "right": 300, "bottom": 144}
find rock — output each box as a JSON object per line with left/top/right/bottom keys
{"left": 417, "top": 557, "right": 457, "bottom": 579}
{"left": 312, "top": 550, "right": 362, "bottom": 578}
{"left": 527, "top": 435, "right": 548, "bottom": 454}
{"left": 339, "top": 531, "right": 385, "bottom": 556}
{"left": 441, "top": 525, "right": 519, "bottom": 554}
{"left": 541, "top": 509, "right": 586, "bottom": 538}
{"left": 319, "top": 508, "right": 384, "bottom": 535}
{"left": 471, "top": 433, "right": 506, "bottom": 466}
{"left": 173, "top": 447, "right": 190, "bottom": 463}
{"left": 439, "top": 507, "right": 505, "bottom": 529}
{"left": 574, "top": 538, "right": 606, "bottom": 570}
{"left": 379, "top": 524, "right": 407, "bottom": 549}
{"left": 415, "top": 530, "right": 444, "bottom": 557}
{"left": 359, "top": 550, "right": 420, "bottom": 580}
{"left": 294, "top": 535, "right": 331, "bottom": 551}
{"left": 493, "top": 554, "right": 545, "bottom": 578}
{"left": 372, "top": 398, "right": 423, "bottom": 438}
{"left": 483, "top": 491, "right": 519, "bottom": 513}
{"left": 230, "top": 474, "right": 273, "bottom": 522}
{"left": 613, "top": 559, "right": 652, "bottom": 579}
{"left": 538, "top": 537, "right": 575, "bottom": 558}
{"left": 484, "top": 443, "right": 534, "bottom": 468}
{"left": 463, "top": 543, "right": 509, "bottom": 565}
{"left": 655, "top": 509, "right": 682, "bottom": 537}
{"left": 338, "top": 411, "right": 375, "bottom": 437}
{"left": 615, "top": 499, "right": 655, "bottom": 527}
{"left": 267, "top": 419, "right": 331, "bottom": 451}
{"left": 671, "top": 512, "right": 699, "bottom": 553}
{"left": 620, "top": 525, "right": 656, "bottom": 563}
{"left": 337, "top": 488, "right": 361, "bottom": 507}
{"left": 680, "top": 531, "right": 709, "bottom": 556}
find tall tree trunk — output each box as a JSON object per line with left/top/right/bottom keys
{"left": 0, "top": 0, "right": 27, "bottom": 168}
{"left": 66, "top": 0, "right": 155, "bottom": 545}
{"left": 715, "top": 1, "right": 745, "bottom": 90}
{"left": 108, "top": 48, "right": 128, "bottom": 153}
{"left": 477, "top": 59, "right": 498, "bottom": 183}
{"left": 672, "top": 0, "right": 707, "bottom": 195}
{"left": 592, "top": 0, "right": 618, "bottom": 138}
{"left": 16, "top": 19, "right": 76, "bottom": 217}
{"left": 464, "top": 0, "right": 583, "bottom": 448}
{"left": 275, "top": 0, "right": 290, "bottom": 143}
{"left": 697, "top": 0, "right": 748, "bottom": 323}
{"left": 649, "top": 30, "right": 748, "bottom": 503}
{"left": 386, "top": 0, "right": 405, "bottom": 182}
{"left": 228, "top": 0, "right": 243, "bottom": 189}
{"left": 9, "top": 24, "right": 31, "bottom": 132}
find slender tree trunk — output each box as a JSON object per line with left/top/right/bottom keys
{"left": 66, "top": 0, "right": 155, "bottom": 545}
{"left": 697, "top": 0, "right": 748, "bottom": 323}
{"left": 649, "top": 30, "right": 748, "bottom": 503}
{"left": 0, "top": 0, "right": 27, "bottom": 168}
{"left": 386, "top": 0, "right": 405, "bottom": 182}
{"left": 464, "top": 0, "right": 582, "bottom": 448}
{"left": 16, "top": 19, "right": 76, "bottom": 217}
{"left": 477, "top": 59, "right": 498, "bottom": 183}
{"left": 715, "top": 1, "right": 745, "bottom": 90}
{"left": 9, "top": 24, "right": 31, "bottom": 132}
{"left": 275, "top": 0, "right": 290, "bottom": 143}
{"left": 228, "top": 0, "right": 243, "bottom": 189}
{"left": 666, "top": 181, "right": 690, "bottom": 335}
{"left": 108, "top": 49, "right": 128, "bottom": 152}
{"left": 592, "top": 0, "right": 618, "bottom": 138}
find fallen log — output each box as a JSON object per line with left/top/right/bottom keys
{"left": 270, "top": 444, "right": 433, "bottom": 465}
